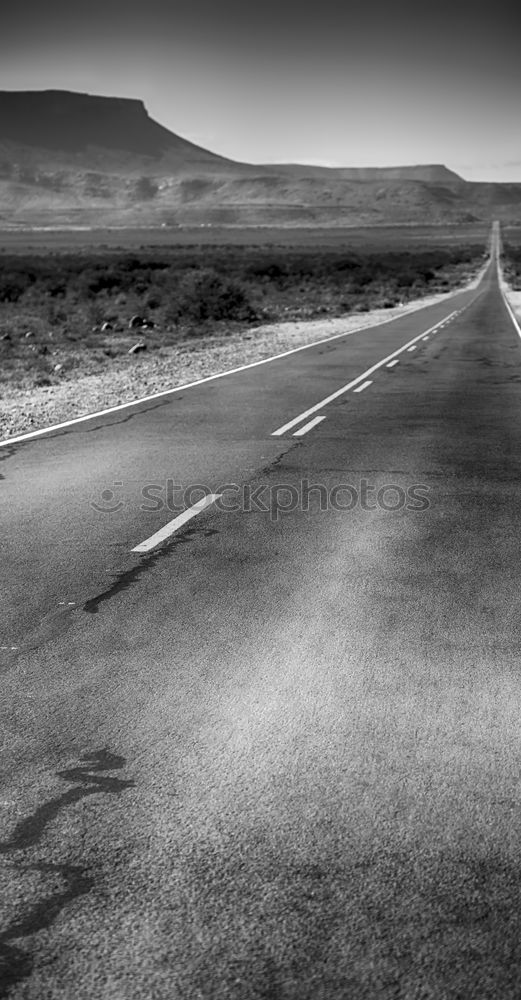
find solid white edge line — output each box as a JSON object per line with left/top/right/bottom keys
{"left": 293, "top": 414, "right": 326, "bottom": 436}
{"left": 495, "top": 220, "right": 521, "bottom": 339}
{"left": 0, "top": 292, "right": 471, "bottom": 450}
{"left": 131, "top": 493, "right": 222, "bottom": 553}
{"left": 271, "top": 307, "right": 461, "bottom": 435}
{"left": 501, "top": 293, "right": 521, "bottom": 339}
{"left": 353, "top": 380, "right": 372, "bottom": 393}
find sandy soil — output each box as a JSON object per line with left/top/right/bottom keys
{"left": 0, "top": 273, "right": 486, "bottom": 441}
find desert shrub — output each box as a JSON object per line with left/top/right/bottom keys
{"left": 145, "top": 290, "right": 163, "bottom": 309}
{"left": 503, "top": 244, "right": 521, "bottom": 287}
{"left": 245, "top": 261, "right": 288, "bottom": 282}
{"left": 0, "top": 271, "right": 34, "bottom": 302}
{"left": 46, "top": 278, "right": 68, "bottom": 297}
{"left": 46, "top": 301, "right": 69, "bottom": 326}
{"left": 169, "top": 269, "right": 256, "bottom": 324}
{"left": 76, "top": 266, "right": 126, "bottom": 296}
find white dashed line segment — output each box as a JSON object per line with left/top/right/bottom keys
{"left": 271, "top": 307, "right": 461, "bottom": 435}
{"left": 387, "top": 359, "right": 399, "bottom": 368}
{"left": 131, "top": 494, "right": 222, "bottom": 553}
{"left": 353, "top": 381, "right": 373, "bottom": 393}
{"left": 293, "top": 415, "right": 326, "bottom": 436}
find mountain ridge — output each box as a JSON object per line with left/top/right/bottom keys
{"left": 0, "top": 89, "right": 520, "bottom": 228}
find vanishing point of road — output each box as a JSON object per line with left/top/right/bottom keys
{"left": 2, "top": 224, "right": 521, "bottom": 998}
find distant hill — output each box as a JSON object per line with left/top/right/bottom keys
{"left": 1, "top": 89, "right": 520, "bottom": 228}
{"left": 265, "top": 163, "right": 465, "bottom": 183}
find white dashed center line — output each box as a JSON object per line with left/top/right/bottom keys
{"left": 293, "top": 415, "right": 326, "bottom": 436}
{"left": 132, "top": 494, "right": 222, "bottom": 553}
{"left": 271, "top": 307, "right": 461, "bottom": 435}
{"left": 353, "top": 380, "right": 373, "bottom": 393}
{"left": 407, "top": 346, "right": 417, "bottom": 352}
{"left": 386, "top": 359, "right": 399, "bottom": 368}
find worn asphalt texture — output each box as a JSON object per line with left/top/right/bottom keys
{"left": 2, "top": 247, "right": 521, "bottom": 999}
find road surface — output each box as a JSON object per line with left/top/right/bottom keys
{"left": 2, "top": 226, "right": 521, "bottom": 998}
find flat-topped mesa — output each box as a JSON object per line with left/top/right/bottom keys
{"left": 0, "top": 90, "right": 224, "bottom": 160}
{"left": 267, "top": 163, "right": 464, "bottom": 184}
{"left": 339, "top": 164, "right": 464, "bottom": 183}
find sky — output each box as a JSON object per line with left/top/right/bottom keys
{"left": 1, "top": 0, "right": 520, "bottom": 181}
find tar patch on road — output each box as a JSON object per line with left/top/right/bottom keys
{"left": 0, "top": 750, "right": 134, "bottom": 998}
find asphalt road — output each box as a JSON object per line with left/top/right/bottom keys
{"left": 2, "top": 232, "right": 521, "bottom": 998}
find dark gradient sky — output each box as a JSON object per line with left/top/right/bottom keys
{"left": 1, "top": 0, "right": 519, "bottom": 180}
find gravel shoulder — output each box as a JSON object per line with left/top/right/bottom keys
{"left": 498, "top": 263, "right": 521, "bottom": 324}
{"left": 0, "top": 275, "right": 484, "bottom": 441}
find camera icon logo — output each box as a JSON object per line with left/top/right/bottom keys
{"left": 90, "top": 482, "right": 124, "bottom": 513}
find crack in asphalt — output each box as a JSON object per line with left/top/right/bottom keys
{"left": 72, "top": 395, "right": 176, "bottom": 437}
{"left": 2, "top": 445, "right": 298, "bottom": 656}
{"left": 0, "top": 394, "right": 181, "bottom": 467}
{"left": 257, "top": 439, "right": 303, "bottom": 477}
{"left": 0, "top": 522, "right": 220, "bottom": 668}
{"left": 82, "top": 522, "right": 219, "bottom": 614}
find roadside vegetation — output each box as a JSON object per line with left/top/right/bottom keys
{"left": 0, "top": 241, "right": 485, "bottom": 391}
{"left": 501, "top": 240, "right": 521, "bottom": 289}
